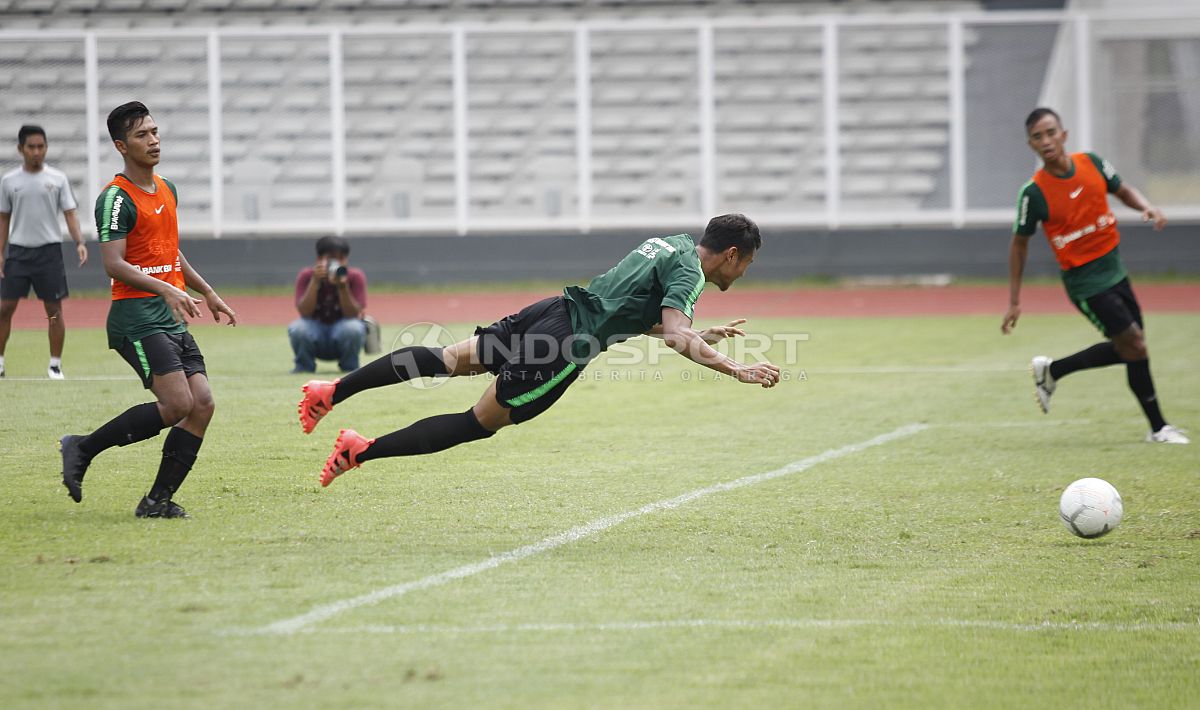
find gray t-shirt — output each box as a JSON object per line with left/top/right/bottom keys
{"left": 0, "top": 165, "right": 78, "bottom": 248}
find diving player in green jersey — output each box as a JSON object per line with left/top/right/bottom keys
{"left": 298, "top": 213, "right": 780, "bottom": 487}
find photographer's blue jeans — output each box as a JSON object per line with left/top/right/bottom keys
{"left": 288, "top": 317, "right": 366, "bottom": 372}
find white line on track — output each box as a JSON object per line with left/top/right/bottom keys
{"left": 313, "top": 618, "right": 1199, "bottom": 636}
{"left": 242, "top": 423, "right": 928, "bottom": 636}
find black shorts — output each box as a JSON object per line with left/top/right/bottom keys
{"left": 1, "top": 244, "right": 69, "bottom": 301}
{"left": 116, "top": 331, "right": 207, "bottom": 389}
{"left": 474, "top": 296, "right": 584, "bottom": 424}
{"left": 1073, "top": 278, "right": 1143, "bottom": 338}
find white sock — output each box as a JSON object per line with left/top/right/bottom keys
{"left": 49, "top": 357, "right": 62, "bottom": 368}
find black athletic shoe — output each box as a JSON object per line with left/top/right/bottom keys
{"left": 59, "top": 435, "right": 91, "bottom": 503}
{"left": 135, "top": 496, "right": 189, "bottom": 519}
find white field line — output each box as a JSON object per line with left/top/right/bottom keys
{"left": 808, "top": 365, "right": 1187, "bottom": 375}
{"left": 315, "top": 617, "right": 1200, "bottom": 636}
{"left": 244, "top": 423, "right": 928, "bottom": 636}
{"left": 808, "top": 366, "right": 1021, "bottom": 374}
{"left": 935, "top": 420, "right": 1093, "bottom": 428}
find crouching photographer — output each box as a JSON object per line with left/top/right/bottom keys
{"left": 288, "top": 235, "right": 380, "bottom": 373}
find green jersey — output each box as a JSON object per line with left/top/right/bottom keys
{"left": 563, "top": 234, "right": 706, "bottom": 361}
{"left": 1061, "top": 248, "right": 1127, "bottom": 303}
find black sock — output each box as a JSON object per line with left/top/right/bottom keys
{"left": 148, "top": 427, "right": 203, "bottom": 502}
{"left": 358, "top": 409, "right": 494, "bottom": 462}
{"left": 1126, "top": 359, "right": 1167, "bottom": 432}
{"left": 1049, "top": 342, "right": 1121, "bottom": 381}
{"left": 78, "top": 402, "right": 166, "bottom": 458}
{"left": 332, "top": 347, "right": 449, "bottom": 405}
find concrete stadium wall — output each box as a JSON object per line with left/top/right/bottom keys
{"left": 58, "top": 222, "right": 1200, "bottom": 292}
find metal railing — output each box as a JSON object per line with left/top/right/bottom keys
{"left": 1, "top": 7, "right": 1198, "bottom": 237}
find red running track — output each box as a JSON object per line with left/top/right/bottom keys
{"left": 9, "top": 284, "right": 1199, "bottom": 330}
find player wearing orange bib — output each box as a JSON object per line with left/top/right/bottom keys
{"left": 1002, "top": 107, "right": 1186, "bottom": 444}
{"left": 58, "top": 102, "right": 239, "bottom": 517}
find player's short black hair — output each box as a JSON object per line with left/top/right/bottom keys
{"left": 17, "top": 125, "right": 46, "bottom": 146}
{"left": 700, "top": 213, "right": 761, "bottom": 257}
{"left": 107, "top": 101, "right": 152, "bottom": 143}
{"left": 316, "top": 235, "right": 350, "bottom": 257}
{"left": 1025, "top": 107, "right": 1062, "bottom": 133}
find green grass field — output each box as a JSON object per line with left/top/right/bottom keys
{"left": 2, "top": 312, "right": 1198, "bottom": 709}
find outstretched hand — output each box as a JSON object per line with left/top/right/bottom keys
{"left": 206, "top": 291, "right": 238, "bottom": 326}
{"left": 1001, "top": 304, "right": 1021, "bottom": 334}
{"left": 700, "top": 318, "right": 747, "bottom": 344}
{"left": 737, "top": 361, "right": 781, "bottom": 388}
{"left": 1142, "top": 206, "right": 1167, "bottom": 231}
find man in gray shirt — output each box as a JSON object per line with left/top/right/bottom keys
{"left": 0, "top": 125, "right": 87, "bottom": 379}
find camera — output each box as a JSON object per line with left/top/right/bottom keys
{"left": 324, "top": 259, "right": 348, "bottom": 280}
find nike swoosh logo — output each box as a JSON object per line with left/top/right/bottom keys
{"left": 155, "top": 205, "right": 165, "bottom": 214}
{"left": 1069, "top": 187, "right": 1083, "bottom": 199}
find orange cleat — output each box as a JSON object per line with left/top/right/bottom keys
{"left": 299, "top": 379, "right": 339, "bottom": 434}
{"left": 321, "top": 429, "right": 375, "bottom": 487}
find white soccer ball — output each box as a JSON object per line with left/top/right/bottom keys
{"left": 1059, "top": 478, "right": 1123, "bottom": 539}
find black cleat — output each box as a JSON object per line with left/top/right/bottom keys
{"left": 59, "top": 435, "right": 91, "bottom": 503}
{"left": 135, "top": 496, "right": 189, "bottom": 519}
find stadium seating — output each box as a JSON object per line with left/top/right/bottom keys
{"left": 0, "top": 0, "right": 981, "bottom": 228}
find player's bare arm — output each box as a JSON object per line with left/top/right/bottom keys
{"left": 100, "top": 238, "right": 199, "bottom": 323}
{"left": 660, "top": 307, "right": 778, "bottom": 387}
{"left": 1113, "top": 184, "right": 1167, "bottom": 230}
{"left": 64, "top": 209, "right": 87, "bottom": 266}
{"left": 1002, "top": 233, "right": 1031, "bottom": 334}
{"left": 646, "top": 318, "right": 747, "bottom": 344}
{"left": 179, "top": 250, "right": 236, "bottom": 325}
